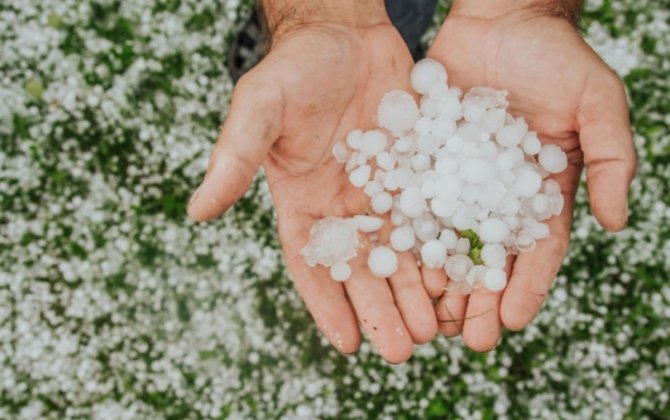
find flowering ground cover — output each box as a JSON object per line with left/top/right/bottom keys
{"left": 0, "top": 0, "right": 668, "bottom": 418}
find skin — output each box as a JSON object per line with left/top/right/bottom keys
{"left": 187, "top": 1, "right": 438, "bottom": 364}
{"left": 427, "top": 0, "right": 637, "bottom": 352}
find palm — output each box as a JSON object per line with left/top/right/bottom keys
{"left": 428, "top": 12, "right": 635, "bottom": 350}
{"left": 190, "top": 23, "right": 439, "bottom": 363}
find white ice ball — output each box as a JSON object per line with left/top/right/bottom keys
{"left": 483, "top": 268, "right": 507, "bottom": 292}
{"left": 399, "top": 187, "right": 426, "bottom": 218}
{"left": 521, "top": 132, "right": 542, "bottom": 155}
{"left": 368, "top": 246, "right": 398, "bottom": 278}
{"left": 514, "top": 168, "right": 543, "bottom": 197}
{"left": 439, "top": 229, "right": 458, "bottom": 249}
{"left": 411, "top": 58, "right": 448, "bottom": 95}
{"left": 420, "top": 240, "right": 447, "bottom": 269}
{"left": 330, "top": 262, "right": 352, "bottom": 282}
{"left": 481, "top": 243, "right": 506, "bottom": 268}
{"left": 496, "top": 124, "right": 524, "bottom": 148}
{"left": 538, "top": 144, "right": 568, "bottom": 173}
{"left": 478, "top": 218, "right": 510, "bottom": 243}
{"left": 371, "top": 192, "right": 393, "bottom": 214}
{"left": 377, "top": 90, "right": 420, "bottom": 133}
{"left": 360, "top": 130, "right": 388, "bottom": 157}
{"left": 349, "top": 164, "right": 371, "bottom": 188}
{"left": 444, "top": 255, "right": 474, "bottom": 282}
{"left": 390, "top": 225, "right": 416, "bottom": 252}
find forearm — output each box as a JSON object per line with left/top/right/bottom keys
{"left": 259, "top": 0, "right": 389, "bottom": 41}
{"left": 450, "top": 0, "right": 583, "bottom": 24}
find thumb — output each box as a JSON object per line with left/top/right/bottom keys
{"left": 187, "top": 65, "right": 283, "bottom": 222}
{"left": 578, "top": 70, "right": 637, "bottom": 232}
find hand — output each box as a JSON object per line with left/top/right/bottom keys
{"left": 427, "top": 0, "right": 636, "bottom": 351}
{"left": 187, "top": 1, "right": 438, "bottom": 363}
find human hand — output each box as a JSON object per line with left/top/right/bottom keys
{"left": 427, "top": 0, "right": 636, "bottom": 351}
{"left": 187, "top": 1, "right": 438, "bottom": 363}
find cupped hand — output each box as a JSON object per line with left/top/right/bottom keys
{"left": 427, "top": 2, "right": 636, "bottom": 351}
{"left": 188, "top": 21, "right": 438, "bottom": 363}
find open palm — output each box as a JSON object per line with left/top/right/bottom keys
{"left": 188, "top": 23, "right": 438, "bottom": 363}
{"left": 428, "top": 9, "right": 636, "bottom": 351}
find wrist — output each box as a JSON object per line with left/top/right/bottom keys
{"left": 260, "top": 0, "right": 389, "bottom": 43}
{"left": 450, "top": 0, "right": 582, "bottom": 24}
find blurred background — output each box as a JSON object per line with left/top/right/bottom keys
{"left": 1, "top": 0, "right": 669, "bottom": 418}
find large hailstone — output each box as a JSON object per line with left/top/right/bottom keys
{"left": 300, "top": 217, "right": 359, "bottom": 267}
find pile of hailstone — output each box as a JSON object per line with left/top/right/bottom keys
{"left": 300, "top": 59, "right": 567, "bottom": 293}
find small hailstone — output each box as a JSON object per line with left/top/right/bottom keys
{"left": 461, "top": 183, "right": 482, "bottom": 204}
{"left": 542, "top": 179, "right": 561, "bottom": 195}
{"left": 368, "top": 246, "right": 398, "bottom": 278}
{"left": 465, "top": 265, "right": 487, "bottom": 286}
{"left": 478, "top": 218, "right": 510, "bottom": 243}
{"left": 496, "top": 147, "right": 524, "bottom": 171}
{"left": 455, "top": 237, "right": 471, "bottom": 255}
{"left": 330, "top": 263, "right": 352, "bottom": 282}
{"left": 376, "top": 151, "right": 396, "bottom": 172}
{"left": 413, "top": 216, "right": 440, "bottom": 242}
{"left": 332, "top": 142, "right": 349, "bottom": 163}
{"left": 420, "top": 97, "right": 439, "bottom": 118}
{"left": 480, "top": 109, "right": 507, "bottom": 133}
{"left": 496, "top": 124, "right": 524, "bottom": 147}
{"left": 349, "top": 165, "right": 371, "bottom": 188}
{"left": 459, "top": 158, "right": 492, "bottom": 184}
{"left": 514, "top": 168, "right": 543, "bottom": 197}
{"left": 516, "top": 230, "right": 536, "bottom": 252}
{"left": 360, "top": 130, "right": 388, "bottom": 156}
{"left": 435, "top": 157, "right": 458, "bottom": 175}
{"left": 346, "top": 129, "right": 364, "bottom": 150}
{"left": 428, "top": 84, "right": 450, "bottom": 99}
{"left": 432, "top": 116, "right": 457, "bottom": 139}
{"left": 445, "top": 134, "right": 464, "bottom": 153}
{"left": 363, "top": 180, "right": 383, "bottom": 197}
{"left": 394, "top": 136, "right": 413, "bottom": 153}
{"left": 531, "top": 194, "right": 550, "bottom": 214}
{"left": 483, "top": 268, "right": 507, "bottom": 292}
{"left": 377, "top": 90, "right": 421, "bottom": 133}
{"left": 521, "top": 132, "right": 542, "bottom": 155}
{"left": 437, "top": 94, "right": 463, "bottom": 120}
{"left": 439, "top": 229, "right": 458, "bottom": 249}
{"left": 390, "top": 209, "right": 406, "bottom": 226}
{"left": 444, "top": 255, "right": 474, "bottom": 282}
{"left": 411, "top": 153, "right": 431, "bottom": 171}
{"left": 463, "top": 103, "right": 486, "bottom": 123}
{"left": 434, "top": 175, "right": 463, "bottom": 198}
{"left": 452, "top": 208, "right": 473, "bottom": 231}
{"left": 481, "top": 243, "right": 506, "bottom": 268}
{"left": 399, "top": 187, "right": 426, "bottom": 217}
{"left": 421, "top": 240, "right": 447, "bottom": 269}
{"left": 353, "top": 215, "right": 384, "bottom": 233}
{"left": 538, "top": 144, "right": 568, "bottom": 173}
{"left": 421, "top": 179, "right": 436, "bottom": 199}
{"left": 549, "top": 194, "right": 564, "bottom": 216}
{"left": 390, "top": 225, "right": 416, "bottom": 252}
{"left": 431, "top": 196, "right": 459, "bottom": 218}
{"left": 410, "top": 58, "right": 448, "bottom": 95}
{"left": 526, "top": 220, "right": 550, "bottom": 239}
{"left": 414, "top": 117, "right": 432, "bottom": 135}
{"left": 371, "top": 192, "right": 393, "bottom": 214}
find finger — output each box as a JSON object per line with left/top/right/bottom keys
{"left": 388, "top": 253, "right": 438, "bottom": 344}
{"left": 188, "top": 66, "right": 284, "bottom": 222}
{"left": 345, "top": 255, "right": 414, "bottom": 364}
{"left": 279, "top": 215, "right": 361, "bottom": 354}
{"left": 501, "top": 169, "right": 577, "bottom": 331}
{"left": 435, "top": 281, "right": 468, "bottom": 337}
{"left": 578, "top": 69, "right": 636, "bottom": 231}
{"left": 421, "top": 265, "right": 448, "bottom": 299}
{"left": 462, "top": 255, "right": 515, "bottom": 352}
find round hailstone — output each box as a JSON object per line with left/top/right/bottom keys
{"left": 496, "top": 124, "right": 524, "bottom": 147}
{"left": 359, "top": 130, "right": 388, "bottom": 157}
{"left": 465, "top": 265, "right": 487, "bottom": 286}
{"left": 439, "top": 229, "right": 458, "bottom": 249}
{"left": 496, "top": 147, "right": 524, "bottom": 171}
{"left": 330, "top": 262, "right": 352, "bottom": 282}
{"left": 444, "top": 255, "right": 474, "bottom": 282}
{"left": 514, "top": 168, "right": 543, "bottom": 197}
{"left": 480, "top": 109, "right": 506, "bottom": 133}
{"left": 420, "top": 240, "right": 447, "bottom": 269}
{"left": 431, "top": 196, "right": 459, "bottom": 218}
{"left": 463, "top": 103, "right": 486, "bottom": 123}
{"left": 346, "top": 129, "right": 364, "bottom": 150}
{"left": 394, "top": 136, "right": 413, "bottom": 153}
{"left": 411, "top": 58, "right": 448, "bottom": 95}
{"left": 349, "top": 164, "right": 371, "bottom": 188}
{"left": 390, "top": 225, "right": 416, "bottom": 252}
{"left": 531, "top": 194, "right": 550, "bottom": 214}
{"left": 478, "top": 218, "right": 510, "bottom": 243}
{"left": 459, "top": 158, "right": 493, "bottom": 184}
{"left": 371, "top": 192, "right": 393, "bottom": 214}
{"left": 414, "top": 117, "right": 432, "bottom": 135}
{"left": 332, "top": 142, "right": 349, "bottom": 163}
{"left": 538, "top": 144, "right": 568, "bottom": 173}
{"left": 452, "top": 209, "right": 474, "bottom": 231}
{"left": 542, "top": 179, "right": 561, "bottom": 195}
{"left": 481, "top": 243, "right": 506, "bottom": 268}
{"left": 455, "top": 237, "right": 471, "bottom": 255}
{"left": 432, "top": 116, "right": 457, "bottom": 139}
{"left": 352, "top": 215, "right": 384, "bottom": 233}
{"left": 376, "top": 151, "right": 396, "bottom": 172}
{"left": 435, "top": 156, "right": 458, "bottom": 175}
{"left": 413, "top": 216, "right": 440, "bottom": 242}
{"left": 377, "top": 90, "right": 420, "bottom": 133}
{"left": 399, "top": 187, "right": 426, "bottom": 218}
{"left": 368, "top": 246, "right": 398, "bottom": 278}
{"left": 483, "top": 268, "right": 507, "bottom": 292}
{"left": 437, "top": 94, "right": 463, "bottom": 120}
{"left": 420, "top": 97, "right": 439, "bottom": 118}
{"left": 434, "top": 175, "right": 463, "bottom": 198}
{"left": 516, "top": 230, "right": 536, "bottom": 252}
{"left": 521, "top": 132, "right": 542, "bottom": 155}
